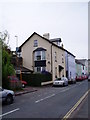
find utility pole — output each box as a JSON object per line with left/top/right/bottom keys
{"left": 15, "top": 35, "right": 22, "bottom": 81}
{"left": 15, "top": 35, "right": 18, "bottom": 47}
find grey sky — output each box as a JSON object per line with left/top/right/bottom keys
{"left": 0, "top": 0, "right": 88, "bottom": 59}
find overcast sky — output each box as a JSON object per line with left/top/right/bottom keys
{"left": 0, "top": 0, "right": 89, "bottom": 59}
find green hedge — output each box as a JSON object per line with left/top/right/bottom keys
{"left": 17, "top": 73, "right": 52, "bottom": 86}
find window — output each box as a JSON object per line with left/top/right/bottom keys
{"left": 37, "top": 67, "right": 41, "bottom": 72}
{"left": 34, "top": 51, "right": 46, "bottom": 61}
{"left": 55, "top": 67, "right": 57, "bottom": 78}
{"left": 62, "top": 54, "right": 64, "bottom": 63}
{"left": 34, "top": 40, "right": 38, "bottom": 47}
{"left": 34, "top": 67, "right": 46, "bottom": 73}
{"left": 42, "top": 67, "right": 46, "bottom": 71}
{"left": 57, "top": 41, "right": 60, "bottom": 46}
{"left": 34, "top": 51, "right": 41, "bottom": 61}
{"left": 83, "top": 66, "right": 84, "bottom": 70}
{"left": 42, "top": 51, "right": 46, "bottom": 60}
{"left": 37, "top": 51, "right": 41, "bottom": 60}
{"left": 55, "top": 52, "right": 57, "bottom": 62}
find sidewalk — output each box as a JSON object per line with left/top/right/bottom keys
{"left": 15, "top": 86, "right": 38, "bottom": 96}
{"left": 70, "top": 94, "right": 89, "bottom": 119}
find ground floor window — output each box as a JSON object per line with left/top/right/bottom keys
{"left": 34, "top": 67, "right": 46, "bottom": 73}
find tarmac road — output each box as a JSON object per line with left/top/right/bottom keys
{"left": 2, "top": 80, "right": 88, "bottom": 119}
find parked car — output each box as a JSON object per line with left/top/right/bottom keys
{"left": 0, "top": 87, "right": 15, "bottom": 104}
{"left": 68, "top": 77, "right": 76, "bottom": 84}
{"left": 84, "top": 75, "right": 88, "bottom": 80}
{"left": 53, "top": 77, "right": 68, "bottom": 86}
{"left": 88, "top": 75, "right": 90, "bottom": 81}
{"left": 8, "top": 76, "right": 27, "bottom": 88}
{"left": 76, "top": 76, "right": 83, "bottom": 82}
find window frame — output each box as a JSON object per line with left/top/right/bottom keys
{"left": 34, "top": 40, "right": 38, "bottom": 47}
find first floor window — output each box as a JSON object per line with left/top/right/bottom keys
{"left": 34, "top": 51, "right": 46, "bottom": 61}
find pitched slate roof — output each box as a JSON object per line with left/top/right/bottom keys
{"left": 50, "top": 38, "right": 62, "bottom": 42}
{"left": 19, "top": 32, "right": 75, "bottom": 57}
{"left": 75, "top": 59, "right": 85, "bottom": 66}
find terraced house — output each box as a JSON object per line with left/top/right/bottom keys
{"left": 18, "top": 32, "right": 75, "bottom": 82}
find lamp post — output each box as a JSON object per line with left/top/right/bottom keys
{"left": 15, "top": 35, "right": 22, "bottom": 81}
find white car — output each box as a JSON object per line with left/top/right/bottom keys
{"left": 0, "top": 87, "right": 15, "bottom": 104}
{"left": 53, "top": 77, "right": 68, "bottom": 86}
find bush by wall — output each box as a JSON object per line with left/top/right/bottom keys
{"left": 17, "top": 73, "right": 52, "bottom": 86}
{"left": 9, "top": 81, "right": 22, "bottom": 90}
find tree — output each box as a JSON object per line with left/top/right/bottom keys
{"left": 0, "top": 30, "right": 15, "bottom": 89}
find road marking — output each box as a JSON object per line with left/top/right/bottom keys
{"left": 35, "top": 82, "right": 85, "bottom": 104}
{"left": 0, "top": 108, "right": 20, "bottom": 118}
{"left": 35, "top": 94, "right": 55, "bottom": 103}
{"left": 62, "top": 89, "right": 90, "bottom": 120}
{"left": 60, "top": 88, "right": 70, "bottom": 92}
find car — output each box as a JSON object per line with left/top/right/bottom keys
{"left": 68, "top": 77, "right": 76, "bottom": 84}
{"left": 76, "top": 76, "right": 83, "bottom": 82}
{"left": 8, "top": 76, "right": 27, "bottom": 88}
{"left": 53, "top": 77, "right": 68, "bottom": 86}
{"left": 0, "top": 87, "right": 15, "bottom": 104}
{"left": 88, "top": 75, "right": 90, "bottom": 81}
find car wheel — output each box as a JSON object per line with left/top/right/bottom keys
{"left": 63, "top": 83, "right": 65, "bottom": 87}
{"left": 6, "top": 95, "right": 13, "bottom": 104}
{"left": 22, "top": 84, "right": 25, "bottom": 88}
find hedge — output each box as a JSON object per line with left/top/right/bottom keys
{"left": 17, "top": 73, "right": 52, "bottom": 86}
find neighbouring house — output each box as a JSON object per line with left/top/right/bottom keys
{"left": 88, "top": 59, "right": 90, "bottom": 74}
{"left": 75, "top": 59, "right": 88, "bottom": 76}
{"left": 65, "top": 51, "right": 76, "bottom": 80}
{"left": 11, "top": 51, "right": 33, "bottom": 74}
{"left": 76, "top": 59, "right": 88, "bottom": 75}
{"left": 18, "top": 32, "right": 66, "bottom": 82}
{"left": 75, "top": 59, "right": 85, "bottom": 77}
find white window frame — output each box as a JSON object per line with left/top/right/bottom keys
{"left": 34, "top": 51, "right": 46, "bottom": 61}
{"left": 34, "top": 40, "right": 38, "bottom": 47}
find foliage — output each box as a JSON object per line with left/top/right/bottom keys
{"left": 17, "top": 73, "right": 52, "bottom": 86}
{"left": 0, "top": 31, "right": 15, "bottom": 89}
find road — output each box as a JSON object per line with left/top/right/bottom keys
{"left": 2, "top": 80, "right": 88, "bottom": 119}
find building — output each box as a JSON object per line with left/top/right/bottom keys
{"left": 65, "top": 51, "right": 76, "bottom": 80}
{"left": 18, "top": 32, "right": 76, "bottom": 84}
{"left": 88, "top": 59, "right": 90, "bottom": 74}
{"left": 11, "top": 51, "right": 33, "bottom": 74}
{"left": 76, "top": 59, "right": 88, "bottom": 75}
{"left": 18, "top": 32, "right": 67, "bottom": 82}
{"left": 75, "top": 59, "right": 85, "bottom": 77}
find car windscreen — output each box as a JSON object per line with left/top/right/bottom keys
{"left": 55, "top": 78, "right": 61, "bottom": 81}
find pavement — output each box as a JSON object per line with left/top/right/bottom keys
{"left": 70, "top": 94, "right": 88, "bottom": 119}
{"left": 15, "top": 86, "right": 38, "bottom": 96}
{"left": 69, "top": 82, "right": 90, "bottom": 119}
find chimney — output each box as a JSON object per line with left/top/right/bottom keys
{"left": 43, "top": 33, "right": 50, "bottom": 39}
{"left": 61, "top": 43, "right": 64, "bottom": 48}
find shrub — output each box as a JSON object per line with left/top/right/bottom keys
{"left": 17, "top": 73, "right": 52, "bottom": 86}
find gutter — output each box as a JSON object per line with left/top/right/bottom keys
{"left": 51, "top": 44, "right": 53, "bottom": 81}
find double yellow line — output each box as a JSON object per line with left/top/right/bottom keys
{"left": 62, "top": 89, "right": 90, "bottom": 120}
